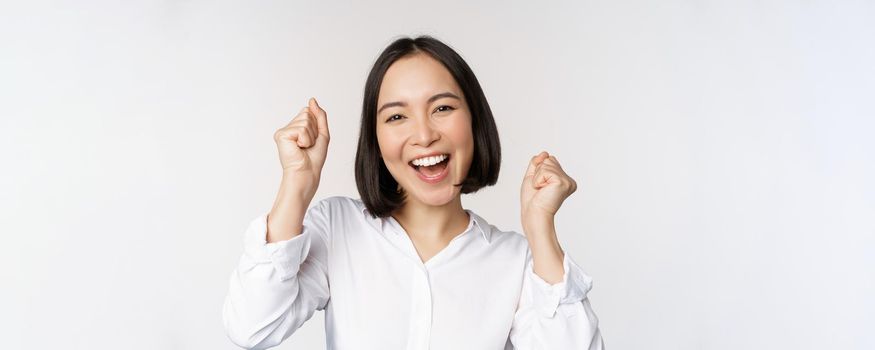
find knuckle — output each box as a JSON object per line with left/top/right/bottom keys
{"left": 273, "top": 129, "right": 285, "bottom": 141}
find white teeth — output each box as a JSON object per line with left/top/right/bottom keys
{"left": 412, "top": 154, "right": 448, "bottom": 167}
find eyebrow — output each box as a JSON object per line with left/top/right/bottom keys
{"left": 377, "top": 92, "right": 461, "bottom": 114}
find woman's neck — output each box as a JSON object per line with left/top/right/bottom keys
{"left": 391, "top": 196, "right": 470, "bottom": 242}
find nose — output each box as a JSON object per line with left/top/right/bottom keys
{"left": 412, "top": 116, "right": 440, "bottom": 147}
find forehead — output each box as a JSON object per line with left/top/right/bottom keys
{"left": 378, "top": 53, "right": 462, "bottom": 104}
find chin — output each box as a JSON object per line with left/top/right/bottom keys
{"left": 406, "top": 185, "right": 459, "bottom": 207}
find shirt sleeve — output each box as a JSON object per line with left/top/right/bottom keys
{"left": 508, "top": 249, "right": 605, "bottom": 349}
{"left": 222, "top": 198, "right": 332, "bottom": 350}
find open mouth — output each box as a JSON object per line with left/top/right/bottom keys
{"left": 409, "top": 154, "right": 451, "bottom": 179}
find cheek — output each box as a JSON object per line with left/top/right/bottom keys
{"left": 376, "top": 129, "right": 403, "bottom": 162}
{"left": 446, "top": 116, "right": 474, "bottom": 152}
{"left": 440, "top": 115, "right": 475, "bottom": 176}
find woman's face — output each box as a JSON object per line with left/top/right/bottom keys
{"left": 376, "top": 52, "right": 474, "bottom": 208}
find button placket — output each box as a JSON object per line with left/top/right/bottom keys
{"left": 406, "top": 264, "right": 433, "bottom": 350}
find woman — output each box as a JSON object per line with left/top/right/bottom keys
{"left": 223, "top": 36, "right": 604, "bottom": 350}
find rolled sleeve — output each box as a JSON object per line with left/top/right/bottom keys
{"left": 527, "top": 254, "right": 594, "bottom": 318}
{"left": 224, "top": 199, "right": 332, "bottom": 349}
{"left": 240, "top": 213, "right": 313, "bottom": 282}
{"left": 510, "top": 250, "right": 604, "bottom": 349}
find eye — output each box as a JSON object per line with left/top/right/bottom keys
{"left": 434, "top": 105, "right": 455, "bottom": 113}
{"left": 385, "top": 114, "right": 405, "bottom": 123}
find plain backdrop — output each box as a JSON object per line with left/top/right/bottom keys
{"left": 1, "top": 1, "right": 873, "bottom": 349}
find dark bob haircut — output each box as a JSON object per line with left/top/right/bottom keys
{"left": 355, "top": 35, "right": 501, "bottom": 218}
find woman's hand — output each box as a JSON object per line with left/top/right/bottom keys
{"left": 520, "top": 151, "right": 578, "bottom": 234}
{"left": 519, "top": 151, "right": 577, "bottom": 283}
{"left": 273, "top": 97, "right": 331, "bottom": 202}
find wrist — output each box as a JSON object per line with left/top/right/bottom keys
{"left": 280, "top": 172, "right": 318, "bottom": 198}
{"left": 522, "top": 212, "right": 555, "bottom": 236}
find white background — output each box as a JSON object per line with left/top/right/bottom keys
{"left": 1, "top": 1, "right": 873, "bottom": 349}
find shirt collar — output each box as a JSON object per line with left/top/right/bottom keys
{"left": 360, "top": 205, "right": 492, "bottom": 244}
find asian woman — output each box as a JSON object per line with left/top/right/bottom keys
{"left": 223, "top": 35, "right": 604, "bottom": 350}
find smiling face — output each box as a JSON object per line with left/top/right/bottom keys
{"left": 376, "top": 52, "right": 474, "bottom": 208}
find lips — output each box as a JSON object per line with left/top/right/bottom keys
{"left": 409, "top": 153, "right": 451, "bottom": 184}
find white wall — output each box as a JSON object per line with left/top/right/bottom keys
{"left": 1, "top": 1, "right": 872, "bottom": 349}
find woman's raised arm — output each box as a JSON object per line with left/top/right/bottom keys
{"left": 267, "top": 97, "right": 330, "bottom": 242}
{"left": 223, "top": 98, "right": 332, "bottom": 349}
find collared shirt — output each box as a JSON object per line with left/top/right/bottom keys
{"left": 223, "top": 196, "right": 604, "bottom": 350}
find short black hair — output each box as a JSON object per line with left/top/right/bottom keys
{"left": 355, "top": 35, "right": 501, "bottom": 218}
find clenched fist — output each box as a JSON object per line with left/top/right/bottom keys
{"left": 273, "top": 97, "right": 330, "bottom": 201}
{"left": 520, "top": 151, "right": 578, "bottom": 234}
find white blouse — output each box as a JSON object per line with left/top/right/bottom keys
{"left": 223, "top": 196, "right": 604, "bottom": 350}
